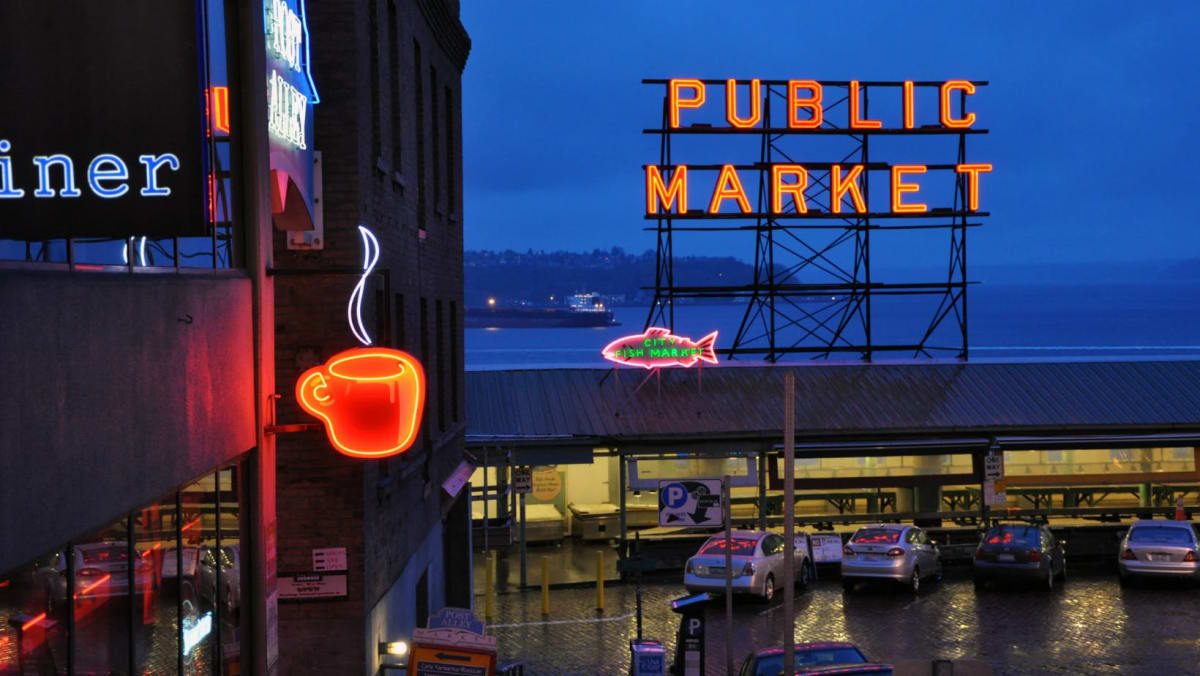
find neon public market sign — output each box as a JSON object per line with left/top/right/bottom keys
{"left": 265, "top": 0, "right": 319, "bottom": 149}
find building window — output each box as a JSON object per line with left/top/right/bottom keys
{"left": 430, "top": 67, "right": 440, "bottom": 213}
{"left": 445, "top": 86, "right": 455, "bottom": 217}
{"left": 394, "top": 293, "right": 406, "bottom": 350}
{"left": 388, "top": 1, "right": 402, "bottom": 173}
{"left": 413, "top": 40, "right": 426, "bottom": 232}
{"left": 450, "top": 300, "right": 459, "bottom": 422}
{"left": 368, "top": 0, "right": 382, "bottom": 162}
{"left": 436, "top": 299, "right": 445, "bottom": 432}
{"left": 0, "top": 461, "right": 248, "bottom": 676}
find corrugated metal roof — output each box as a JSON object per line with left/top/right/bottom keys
{"left": 466, "top": 361, "right": 1200, "bottom": 445}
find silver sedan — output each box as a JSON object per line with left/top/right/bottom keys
{"left": 1118, "top": 520, "right": 1200, "bottom": 585}
{"left": 841, "top": 524, "right": 941, "bottom": 593}
{"left": 684, "top": 530, "right": 812, "bottom": 602}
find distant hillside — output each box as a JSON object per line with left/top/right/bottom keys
{"left": 464, "top": 248, "right": 759, "bottom": 307}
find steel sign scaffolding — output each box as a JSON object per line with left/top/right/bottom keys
{"left": 642, "top": 79, "right": 989, "bottom": 361}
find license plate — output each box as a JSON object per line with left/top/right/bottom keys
{"left": 862, "top": 553, "right": 881, "bottom": 561}
{"left": 997, "top": 554, "right": 1015, "bottom": 562}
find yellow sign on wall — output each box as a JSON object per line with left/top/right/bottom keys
{"left": 408, "top": 645, "right": 494, "bottom": 676}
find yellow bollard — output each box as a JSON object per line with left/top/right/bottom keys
{"left": 541, "top": 556, "right": 550, "bottom": 616}
{"left": 485, "top": 550, "right": 496, "bottom": 621}
{"left": 596, "top": 550, "right": 605, "bottom": 611}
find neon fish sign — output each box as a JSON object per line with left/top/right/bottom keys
{"left": 602, "top": 327, "right": 718, "bottom": 369}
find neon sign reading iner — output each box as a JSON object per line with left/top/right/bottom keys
{"left": 647, "top": 78, "right": 992, "bottom": 215}
{"left": 0, "top": 140, "right": 181, "bottom": 201}
{"left": 602, "top": 327, "right": 719, "bottom": 369}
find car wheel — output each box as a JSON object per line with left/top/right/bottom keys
{"left": 842, "top": 577, "right": 856, "bottom": 593}
{"left": 973, "top": 576, "right": 986, "bottom": 591}
{"left": 1118, "top": 572, "right": 1130, "bottom": 588}
{"left": 1044, "top": 567, "right": 1054, "bottom": 592}
{"left": 762, "top": 574, "right": 775, "bottom": 602}
{"left": 909, "top": 568, "right": 920, "bottom": 594}
{"left": 934, "top": 560, "right": 944, "bottom": 583}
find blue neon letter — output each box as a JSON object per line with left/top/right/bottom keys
{"left": 0, "top": 140, "right": 23, "bottom": 198}
{"left": 87, "top": 154, "right": 129, "bottom": 198}
{"left": 138, "top": 154, "right": 180, "bottom": 197}
{"left": 33, "top": 154, "right": 82, "bottom": 198}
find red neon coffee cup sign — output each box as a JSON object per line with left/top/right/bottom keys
{"left": 294, "top": 226, "right": 427, "bottom": 458}
{"left": 296, "top": 347, "right": 425, "bottom": 458}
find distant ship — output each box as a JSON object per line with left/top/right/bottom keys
{"left": 466, "top": 292, "right": 620, "bottom": 329}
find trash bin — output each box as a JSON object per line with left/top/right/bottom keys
{"left": 630, "top": 638, "right": 666, "bottom": 676}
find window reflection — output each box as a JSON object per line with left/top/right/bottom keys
{"left": 71, "top": 519, "right": 133, "bottom": 674}
{"left": 135, "top": 492, "right": 181, "bottom": 673}
{"left": 0, "top": 548, "right": 68, "bottom": 675}
{"left": 181, "top": 475, "right": 216, "bottom": 675}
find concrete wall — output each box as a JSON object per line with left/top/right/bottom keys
{"left": 364, "top": 522, "right": 446, "bottom": 676}
{"left": 0, "top": 271, "right": 256, "bottom": 574}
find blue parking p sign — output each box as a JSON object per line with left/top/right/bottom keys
{"left": 661, "top": 482, "right": 689, "bottom": 509}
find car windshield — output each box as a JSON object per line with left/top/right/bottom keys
{"left": 81, "top": 546, "right": 128, "bottom": 564}
{"left": 754, "top": 648, "right": 867, "bottom": 675}
{"left": 700, "top": 538, "right": 757, "bottom": 556}
{"left": 851, "top": 529, "right": 900, "bottom": 544}
{"left": 984, "top": 526, "right": 1040, "bottom": 546}
{"left": 1129, "top": 526, "right": 1194, "bottom": 545}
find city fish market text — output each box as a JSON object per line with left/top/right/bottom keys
{"left": 602, "top": 328, "right": 718, "bottom": 369}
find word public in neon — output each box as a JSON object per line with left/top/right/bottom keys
{"left": 297, "top": 347, "right": 427, "bottom": 458}
{"left": 648, "top": 78, "right": 991, "bottom": 215}
{"left": 602, "top": 327, "right": 719, "bottom": 369}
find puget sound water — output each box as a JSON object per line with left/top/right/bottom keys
{"left": 466, "top": 281, "right": 1200, "bottom": 371}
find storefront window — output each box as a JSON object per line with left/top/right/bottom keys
{"left": 181, "top": 475, "right": 217, "bottom": 675}
{"left": 0, "top": 547, "right": 68, "bottom": 675}
{"left": 135, "top": 492, "right": 181, "bottom": 673}
{"left": 71, "top": 517, "right": 133, "bottom": 674}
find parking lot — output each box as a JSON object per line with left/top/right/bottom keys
{"left": 486, "top": 565, "right": 1200, "bottom": 675}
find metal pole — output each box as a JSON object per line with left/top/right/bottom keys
{"left": 757, "top": 451, "right": 767, "bottom": 531}
{"left": 783, "top": 372, "right": 796, "bottom": 674}
{"left": 619, "top": 452, "right": 628, "bottom": 559}
{"left": 595, "top": 550, "right": 605, "bottom": 611}
{"left": 540, "top": 556, "right": 550, "bottom": 616}
{"left": 519, "top": 491, "right": 527, "bottom": 587}
{"left": 635, "top": 531, "right": 644, "bottom": 639}
{"left": 724, "top": 475, "right": 733, "bottom": 676}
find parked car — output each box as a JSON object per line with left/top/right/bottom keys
{"left": 684, "top": 530, "right": 813, "bottom": 602}
{"left": 198, "top": 544, "right": 241, "bottom": 614}
{"left": 973, "top": 522, "right": 1066, "bottom": 591}
{"left": 738, "top": 641, "right": 868, "bottom": 676}
{"left": 35, "top": 542, "right": 154, "bottom": 615}
{"left": 841, "top": 524, "right": 941, "bottom": 593}
{"left": 1118, "top": 520, "right": 1200, "bottom": 586}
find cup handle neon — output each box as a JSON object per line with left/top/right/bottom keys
{"left": 299, "top": 369, "right": 333, "bottom": 408}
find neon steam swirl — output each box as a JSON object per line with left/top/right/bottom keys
{"left": 348, "top": 225, "right": 380, "bottom": 345}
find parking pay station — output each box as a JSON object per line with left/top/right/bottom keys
{"left": 669, "top": 593, "right": 709, "bottom": 676}
{"left": 630, "top": 638, "right": 666, "bottom": 676}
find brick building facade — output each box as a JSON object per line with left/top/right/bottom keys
{"left": 271, "top": 1, "right": 470, "bottom": 674}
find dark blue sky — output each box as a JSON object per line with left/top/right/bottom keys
{"left": 461, "top": 2, "right": 1199, "bottom": 273}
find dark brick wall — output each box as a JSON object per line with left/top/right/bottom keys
{"left": 273, "top": 0, "right": 468, "bottom": 673}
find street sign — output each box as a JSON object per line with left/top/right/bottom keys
{"left": 810, "top": 535, "right": 844, "bottom": 563}
{"left": 983, "top": 478, "right": 1007, "bottom": 507}
{"left": 409, "top": 645, "right": 493, "bottom": 676}
{"left": 277, "top": 572, "right": 348, "bottom": 601}
{"left": 512, "top": 467, "right": 532, "bottom": 494}
{"left": 312, "top": 547, "right": 346, "bottom": 572}
{"left": 984, "top": 455, "right": 1004, "bottom": 481}
{"left": 658, "top": 479, "right": 723, "bottom": 527}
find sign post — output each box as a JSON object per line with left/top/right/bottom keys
{"left": 513, "top": 467, "right": 532, "bottom": 587}
{"left": 723, "top": 475, "right": 733, "bottom": 676}
{"left": 783, "top": 372, "right": 796, "bottom": 674}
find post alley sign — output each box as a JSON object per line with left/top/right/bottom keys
{"left": 645, "top": 78, "right": 992, "bottom": 216}
{"left": 0, "top": 2, "right": 208, "bottom": 239}
{"left": 266, "top": 0, "right": 321, "bottom": 232}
